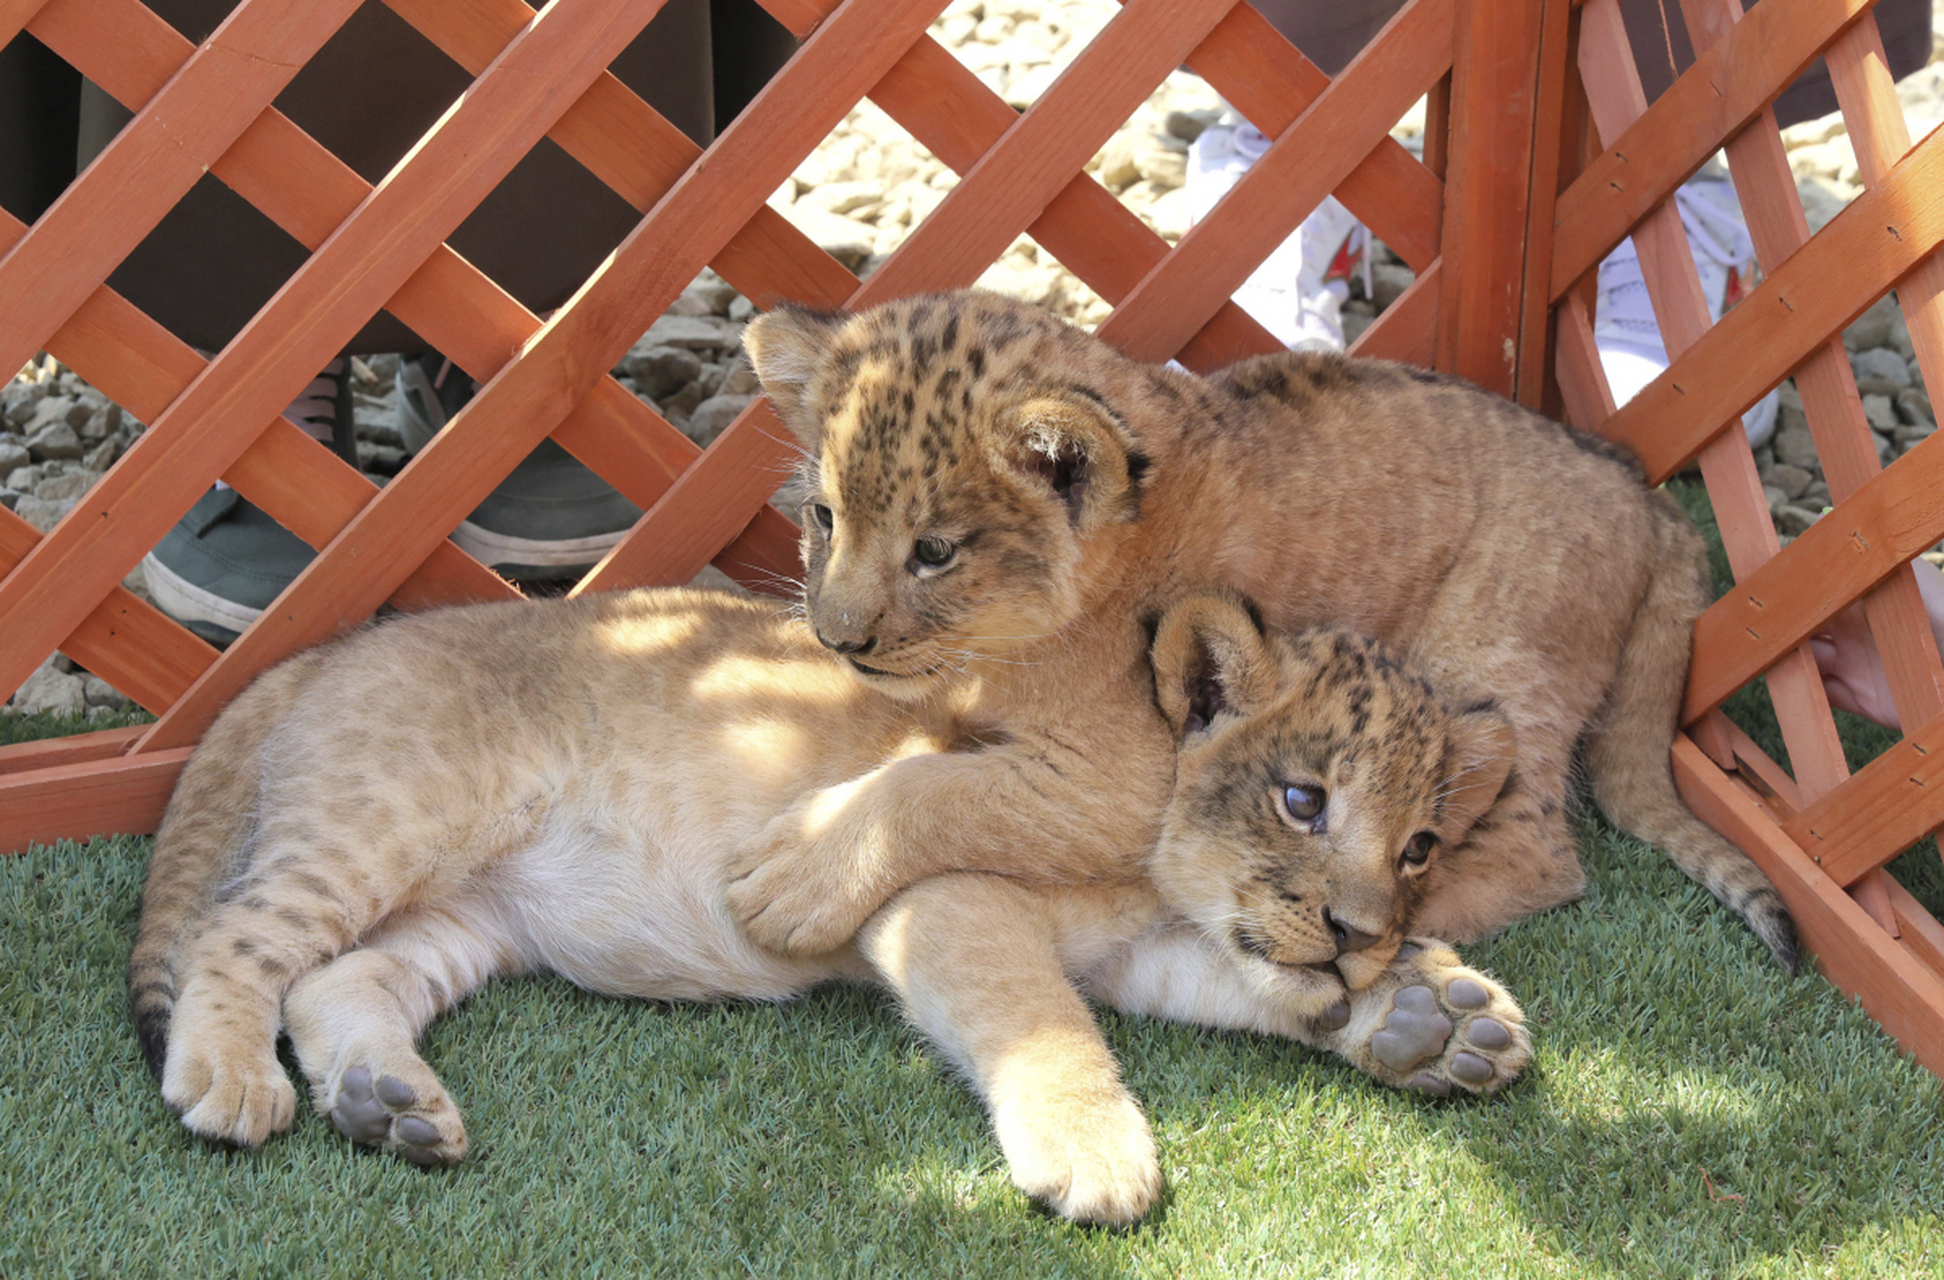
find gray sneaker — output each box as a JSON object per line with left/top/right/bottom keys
{"left": 396, "top": 357, "right": 641, "bottom": 581}
{"left": 141, "top": 362, "right": 350, "bottom": 646}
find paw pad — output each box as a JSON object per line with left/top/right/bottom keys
{"left": 1369, "top": 985, "right": 1452, "bottom": 1072}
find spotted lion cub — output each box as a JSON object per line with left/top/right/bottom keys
{"left": 131, "top": 587, "right": 1522, "bottom": 1226}
{"left": 729, "top": 289, "right": 1797, "bottom": 973}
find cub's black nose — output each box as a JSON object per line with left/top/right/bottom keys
{"left": 1323, "top": 908, "right": 1378, "bottom": 954}
{"left": 817, "top": 631, "right": 875, "bottom": 656}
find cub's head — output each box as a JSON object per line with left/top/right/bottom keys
{"left": 1149, "top": 595, "right": 1516, "bottom": 1009}
{"left": 744, "top": 291, "right": 1148, "bottom": 699}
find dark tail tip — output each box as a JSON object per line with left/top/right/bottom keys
{"left": 1750, "top": 895, "right": 1802, "bottom": 975}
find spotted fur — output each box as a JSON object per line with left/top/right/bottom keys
{"left": 128, "top": 588, "right": 1526, "bottom": 1226}
{"left": 732, "top": 289, "right": 1797, "bottom": 973}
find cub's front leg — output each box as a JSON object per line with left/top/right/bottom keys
{"left": 1084, "top": 928, "right": 1530, "bottom": 1096}
{"left": 856, "top": 872, "right": 1163, "bottom": 1226}
{"left": 728, "top": 738, "right": 1163, "bottom": 956}
{"left": 1313, "top": 940, "right": 1531, "bottom": 1096}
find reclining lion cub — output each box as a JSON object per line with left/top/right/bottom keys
{"left": 729, "top": 289, "right": 1796, "bottom": 974}
{"left": 131, "top": 586, "right": 1525, "bottom": 1225}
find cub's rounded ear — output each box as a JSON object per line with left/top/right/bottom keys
{"left": 1151, "top": 594, "right": 1275, "bottom": 738}
{"left": 743, "top": 306, "right": 847, "bottom": 447}
{"left": 994, "top": 393, "right": 1145, "bottom": 532}
{"left": 1434, "top": 705, "right": 1517, "bottom": 844}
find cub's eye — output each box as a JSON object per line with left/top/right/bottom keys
{"left": 1280, "top": 784, "right": 1326, "bottom": 824}
{"left": 1401, "top": 831, "right": 1438, "bottom": 868}
{"left": 911, "top": 536, "right": 957, "bottom": 572}
{"left": 805, "top": 503, "right": 834, "bottom": 535}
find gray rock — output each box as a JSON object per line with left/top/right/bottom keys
{"left": 1773, "top": 419, "right": 1819, "bottom": 470}
{"left": 78, "top": 403, "right": 122, "bottom": 442}
{"left": 1134, "top": 143, "right": 1187, "bottom": 190}
{"left": 1897, "top": 388, "right": 1933, "bottom": 425}
{"left": 0, "top": 439, "right": 28, "bottom": 475}
{"left": 720, "top": 359, "right": 761, "bottom": 397}
{"left": 13, "top": 496, "right": 74, "bottom": 533}
{"left": 1852, "top": 346, "right": 1912, "bottom": 391}
{"left": 1895, "top": 419, "right": 1936, "bottom": 448}
{"left": 10, "top": 664, "right": 85, "bottom": 717}
{"left": 23, "top": 395, "right": 76, "bottom": 435}
{"left": 799, "top": 180, "right": 886, "bottom": 218}
{"left": 0, "top": 489, "right": 18, "bottom": 511}
{"left": 34, "top": 470, "right": 97, "bottom": 502}
{"left": 1372, "top": 263, "right": 1415, "bottom": 311}
{"left": 728, "top": 295, "right": 758, "bottom": 323}
{"left": 1863, "top": 393, "right": 1899, "bottom": 433}
{"left": 661, "top": 380, "right": 705, "bottom": 418}
{"left": 1163, "top": 108, "right": 1220, "bottom": 143}
{"left": 696, "top": 363, "right": 727, "bottom": 400}
{"left": 621, "top": 345, "right": 703, "bottom": 400}
{"left": 684, "top": 394, "right": 756, "bottom": 447}
{"left": 5, "top": 465, "right": 36, "bottom": 490}
{"left": 79, "top": 673, "right": 128, "bottom": 710}
{"left": 1775, "top": 504, "right": 1824, "bottom": 537}
{"left": 1844, "top": 295, "right": 1898, "bottom": 351}
{"left": 2, "top": 381, "right": 46, "bottom": 428}
{"left": 80, "top": 438, "right": 119, "bottom": 473}
{"left": 25, "top": 420, "right": 84, "bottom": 461}
{"left": 638, "top": 314, "right": 744, "bottom": 354}
{"left": 1761, "top": 462, "right": 1814, "bottom": 500}
{"left": 781, "top": 205, "right": 877, "bottom": 270}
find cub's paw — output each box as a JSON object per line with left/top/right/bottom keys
{"left": 321, "top": 1061, "right": 468, "bottom": 1167}
{"left": 725, "top": 818, "right": 881, "bottom": 957}
{"left": 1341, "top": 940, "right": 1531, "bottom": 1096}
{"left": 992, "top": 1087, "right": 1162, "bottom": 1226}
{"left": 162, "top": 1041, "right": 297, "bottom": 1148}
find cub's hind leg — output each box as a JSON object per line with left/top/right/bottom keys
{"left": 160, "top": 837, "right": 396, "bottom": 1147}
{"left": 284, "top": 898, "right": 521, "bottom": 1166}
{"left": 857, "top": 873, "right": 1162, "bottom": 1226}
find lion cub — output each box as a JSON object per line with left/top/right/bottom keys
{"left": 729, "top": 289, "right": 1797, "bottom": 974}
{"left": 131, "top": 587, "right": 1523, "bottom": 1225}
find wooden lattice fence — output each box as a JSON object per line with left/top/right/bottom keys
{"left": 6, "top": 0, "right": 1944, "bottom": 1074}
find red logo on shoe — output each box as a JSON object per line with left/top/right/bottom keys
{"left": 1323, "top": 235, "right": 1363, "bottom": 285}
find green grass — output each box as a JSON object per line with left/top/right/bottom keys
{"left": 8, "top": 493, "right": 1944, "bottom": 1276}
{"left": 5, "top": 821, "right": 1942, "bottom": 1277}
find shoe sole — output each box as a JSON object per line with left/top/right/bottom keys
{"left": 140, "top": 552, "right": 257, "bottom": 645}
{"left": 452, "top": 519, "right": 630, "bottom": 575}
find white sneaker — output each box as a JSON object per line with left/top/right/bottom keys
{"left": 1186, "top": 114, "right": 1368, "bottom": 353}
{"left": 1595, "top": 168, "right": 1779, "bottom": 447}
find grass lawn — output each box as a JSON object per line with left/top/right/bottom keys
{"left": 4, "top": 484, "right": 1942, "bottom": 1278}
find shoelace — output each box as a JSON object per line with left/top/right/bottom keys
{"left": 1598, "top": 179, "right": 1756, "bottom": 339}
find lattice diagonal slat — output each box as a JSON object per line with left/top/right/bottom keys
{"left": 1555, "top": 0, "right": 1944, "bottom": 1073}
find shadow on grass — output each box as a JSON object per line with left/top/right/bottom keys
{"left": 6, "top": 829, "right": 1941, "bottom": 1278}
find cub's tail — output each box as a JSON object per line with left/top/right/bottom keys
{"left": 1582, "top": 497, "right": 1801, "bottom": 972}
{"left": 128, "top": 651, "right": 324, "bottom": 1077}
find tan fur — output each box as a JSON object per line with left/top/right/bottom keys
{"left": 731, "top": 289, "right": 1796, "bottom": 970}
{"left": 132, "top": 588, "right": 1526, "bottom": 1225}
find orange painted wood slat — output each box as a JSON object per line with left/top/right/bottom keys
{"left": 1513, "top": 0, "right": 1572, "bottom": 409}
{"left": 576, "top": 401, "right": 800, "bottom": 594}
{"left": 1684, "top": 428, "right": 1944, "bottom": 724}
{"left": 1346, "top": 259, "right": 1441, "bottom": 367}
{"left": 1886, "top": 875, "right": 1944, "bottom": 982}
{"left": 0, "top": 0, "right": 364, "bottom": 384}
{"left": 1549, "top": 0, "right": 1875, "bottom": 301}
{"left": 850, "top": 33, "right": 1281, "bottom": 369}
{"left": 857, "top": 0, "right": 1235, "bottom": 303}
{"left": 1552, "top": 289, "right": 1614, "bottom": 431}
{"left": 1097, "top": 0, "right": 1456, "bottom": 362}
{"left": 35, "top": 0, "right": 772, "bottom": 575}
{"left": 1818, "top": 17, "right": 1944, "bottom": 733}
{"left": 1672, "top": 733, "right": 1944, "bottom": 1076}
{"left": 0, "top": 0, "right": 47, "bottom": 46}
{"left": 1435, "top": 0, "right": 1545, "bottom": 397}
{"left": 132, "top": 0, "right": 950, "bottom": 753}
{"left": 1782, "top": 700, "right": 1944, "bottom": 886}
{"left": 1174, "top": 0, "right": 1444, "bottom": 273}
{"left": 1603, "top": 119, "right": 1944, "bottom": 482}
{"left": 0, "top": 0, "right": 679, "bottom": 715}
{"left": 1577, "top": 0, "right": 1850, "bottom": 799}
{"left": 712, "top": 504, "right": 806, "bottom": 598}
{"left": 0, "top": 724, "right": 145, "bottom": 774}
{"left": 0, "top": 746, "right": 191, "bottom": 854}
